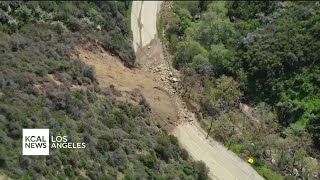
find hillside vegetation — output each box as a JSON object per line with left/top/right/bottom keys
{"left": 0, "top": 1, "right": 209, "bottom": 179}
{"left": 164, "top": 1, "right": 319, "bottom": 179}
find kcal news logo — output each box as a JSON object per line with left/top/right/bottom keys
{"left": 23, "top": 129, "right": 49, "bottom": 155}
{"left": 22, "top": 129, "right": 86, "bottom": 155}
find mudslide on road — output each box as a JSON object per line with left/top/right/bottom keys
{"left": 75, "top": 43, "right": 179, "bottom": 131}
{"left": 131, "top": 1, "right": 264, "bottom": 180}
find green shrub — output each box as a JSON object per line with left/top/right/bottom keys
{"left": 228, "top": 143, "right": 244, "bottom": 155}
{"left": 255, "top": 166, "right": 283, "bottom": 180}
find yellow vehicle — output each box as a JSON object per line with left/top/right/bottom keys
{"left": 247, "top": 157, "right": 254, "bottom": 164}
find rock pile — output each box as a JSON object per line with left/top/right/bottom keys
{"left": 148, "top": 63, "right": 181, "bottom": 95}
{"left": 145, "top": 60, "right": 196, "bottom": 124}
{"left": 143, "top": 44, "right": 195, "bottom": 125}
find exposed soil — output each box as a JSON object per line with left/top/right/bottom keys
{"left": 69, "top": 1, "right": 264, "bottom": 179}
{"left": 130, "top": 1, "right": 264, "bottom": 180}
{"left": 74, "top": 43, "right": 180, "bottom": 130}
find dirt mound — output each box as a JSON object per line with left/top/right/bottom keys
{"left": 73, "top": 43, "right": 178, "bottom": 130}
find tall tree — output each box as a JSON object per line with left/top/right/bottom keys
{"left": 203, "top": 76, "right": 243, "bottom": 137}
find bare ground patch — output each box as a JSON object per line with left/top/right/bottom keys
{"left": 73, "top": 43, "right": 178, "bottom": 130}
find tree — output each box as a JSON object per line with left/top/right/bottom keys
{"left": 206, "top": 116, "right": 214, "bottom": 139}
{"left": 193, "top": 161, "right": 209, "bottom": 180}
{"left": 203, "top": 75, "right": 243, "bottom": 116}
{"left": 174, "top": 40, "right": 207, "bottom": 69}
{"left": 308, "top": 109, "right": 320, "bottom": 149}
{"left": 226, "top": 1, "right": 277, "bottom": 21}
{"left": 209, "top": 44, "right": 234, "bottom": 75}
{"left": 173, "top": 1, "right": 200, "bottom": 18}
{"left": 180, "top": 67, "right": 200, "bottom": 98}
{"left": 195, "top": 2, "right": 235, "bottom": 47}
{"left": 175, "top": 8, "right": 194, "bottom": 36}
{"left": 203, "top": 76, "right": 243, "bottom": 137}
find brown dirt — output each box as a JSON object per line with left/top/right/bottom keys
{"left": 0, "top": 173, "right": 11, "bottom": 180}
{"left": 73, "top": 43, "right": 178, "bottom": 130}
{"left": 68, "top": 2, "right": 264, "bottom": 177}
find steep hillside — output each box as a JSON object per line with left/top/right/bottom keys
{"left": 164, "top": 1, "right": 319, "bottom": 179}
{"left": 0, "top": 1, "right": 208, "bottom": 179}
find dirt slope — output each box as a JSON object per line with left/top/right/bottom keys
{"left": 131, "top": 1, "right": 264, "bottom": 180}
{"left": 73, "top": 1, "right": 264, "bottom": 179}
{"left": 75, "top": 44, "right": 178, "bottom": 130}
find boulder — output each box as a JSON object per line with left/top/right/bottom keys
{"left": 292, "top": 168, "right": 299, "bottom": 176}
{"left": 96, "top": 25, "right": 101, "bottom": 31}
{"left": 171, "top": 77, "right": 180, "bottom": 83}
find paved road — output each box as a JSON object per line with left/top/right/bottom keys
{"left": 173, "top": 121, "right": 264, "bottom": 180}
{"left": 131, "top": 1, "right": 264, "bottom": 180}
{"left": 131, "top": 1, "right": 162, "bottom": 52}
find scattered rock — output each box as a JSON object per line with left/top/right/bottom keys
{"left": 171, "top": 77, "right": 180, "bottom": 82}
{"left": 96, "top": 25, "right": 101, "bottom": 31}
{"left": 292, "top": 168, "right": 299, "bottom": 176}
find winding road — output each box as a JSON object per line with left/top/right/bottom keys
{"left": 131, "top": 1, "right": 264, "bottom": 180}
